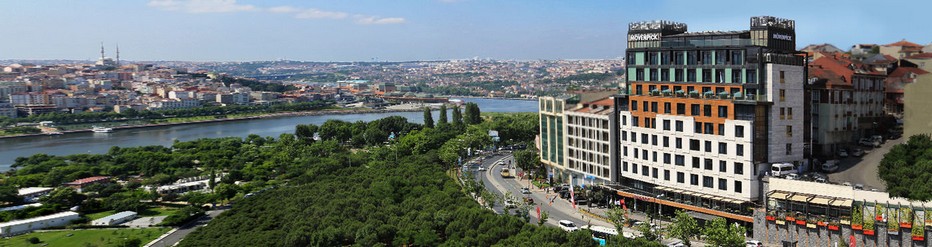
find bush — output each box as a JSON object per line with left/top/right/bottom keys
{"left": 159, "top": 206, "right": 204, "bottom": 226}
{"left": 26, "top": 236, "right": 40, "bottom": 244}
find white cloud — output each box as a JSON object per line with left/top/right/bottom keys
{"left": 295, "top": 9, "right": 349, "bottom": 20}
{"left": 267, "top": 6, "right": 300, "bottom": 14}
{"left": 355, "top": 16, "right": 406, "bottom": 25}
{"left": 148, "top": 0, "right": 257, "bottom": 13}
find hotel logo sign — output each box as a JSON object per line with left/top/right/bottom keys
{"left": 628, "top": 33, "right": 661, "bottom": 42}
{"left": 772, "top": 33, "right": 793, "bottom": 41}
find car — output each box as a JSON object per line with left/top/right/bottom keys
{"left": 521, "top": 187, "right": 531, "bottom": 194}
{"left": 821, "top": 160, "right": 840, "bottom": 172}
{"left": 523, "top": 197, "right": 534, "bottom": 204}
{"left": 784, "top": 173, "right": 800, "bottom": 180}
{"left": 859, "top": 138, "right": 880, "bottom": 147}
{"left": 504, "top": 200, "right": 516, "bottom": 209}
{"left": 854, "top": 184, "right": 864, "bottom": 190}
{"left": 745, "top": 240, "right": 763, "bottom": 247}
{"left": 478, "top": 167, "right": 487, "bottom": 171}
{"left": 871, "top": 135, "right": 884, "bottom": 144}
{"left": 558, "top": 220, "right": 579, "bottom": 231}
{"left": 851, "top": 148, "right": 864, "bottom": 157}
{"left": 837, "top": 149, "right": 849, "bottom": 158}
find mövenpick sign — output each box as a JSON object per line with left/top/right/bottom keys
{"left": 628, "top": 33, "right": 661, "bottom": 42}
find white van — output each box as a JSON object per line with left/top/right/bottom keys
{"left": 771, "top": 163, "right": 797, "bottom": 177}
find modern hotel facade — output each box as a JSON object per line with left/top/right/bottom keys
{"left": 538, "top": 16, "right": 806, "bottom": 223}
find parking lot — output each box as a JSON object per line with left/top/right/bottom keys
{"left": 823, "top": 136, "right": 906, "bottom": 191}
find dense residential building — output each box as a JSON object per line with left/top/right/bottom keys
{"left": 904, "top": 73, "right": 932, "bottom": 138}
{"left": 807, "top": 54, "right": 886, "bottom": 156}
{"left": 905, "top": 52, "right": 932, "bottom": 73}
{"left": 0, "top": 101, "right": 15, "bottom": 118}
{"left": 563, "top": 92, "right": 617, "bottom": 184}
{"left": 884, "top": 66, "right": 929, "bottom": 115}
{"left": 879, "top": 39, "right": 924, "bottom": 59}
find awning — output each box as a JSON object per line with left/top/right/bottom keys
{"left": 768, "top": 191, "right": 790, "bottom": 200}
{"left": 788, "top": 194, "right": 811, "bottom": 203}
{"left": 810, "top": 197, "right": 832, "bottom": 206}
{"left": 681, "top": 190, "right": 697, "bottom": 196}
{"left": 699, "top": 194, "right": 713, "bottom": 199}
{"left": 654, "top": 186, "right": 668, "bottom": 192}
{"left": 830, "top": 199, "right": 853, "bottom": 207}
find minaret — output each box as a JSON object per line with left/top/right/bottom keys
{"left": 100, "top": 42, "right": 106, "bottom": 60}
{"left": 116, "top": 44, "right": 120, "bottom": 65}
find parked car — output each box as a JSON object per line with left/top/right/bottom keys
{"left": 558, "top": 220, "right": 578, "bottom": 231}
{"left": 851, "top": 148, "right": 864, "bottom": 157}
{"left": 504, "top": 200, "right": 516, "bottom": 209}
{"left": 746, "top": 240, "right": 764, "bottom": 247}
{"left": 859, "top": 138, "right": 879, "bottom": 147}
{"left": 785, "top": 173, "right": 800, "bottom": 180}
{"left": 523, "top": 197, "right": 534, "bottom": 204}
{"left": 837, "top": 149, "right": 849, "bottom": 158}
{"left": 821, "top": 160, "right": 840, "bottom": 172}
{"left": 871, "top": 135, "right": 884, "bottom": 144}
{"left": 520, "top": 187, "right": 531, "bottom": 194}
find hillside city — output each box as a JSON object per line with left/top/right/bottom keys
{"left": 3, "top": 13, "right": 932, "bottom": 247}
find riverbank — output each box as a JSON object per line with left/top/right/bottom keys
{"left": 0, "top": 107, "right": 421, "bottom": 140}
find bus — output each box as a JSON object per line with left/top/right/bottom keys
{"left": 500, "top": 168, "right": 512, "bottom": 178}
{"left": 582, "top": 225, "right": 618, "bottom": 246}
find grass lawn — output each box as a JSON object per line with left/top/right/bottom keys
{"left": 84, "top": 206, "right": 181, "bottom": 221}
{"left": 3, "top": 228, "right": 169, "bottom": 247}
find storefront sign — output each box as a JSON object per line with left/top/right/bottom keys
{"left": 628, "top": 33, "right": 661, "bottom": 41}
{"left": 772, "top": 33, "right": 793, "bottom": 41}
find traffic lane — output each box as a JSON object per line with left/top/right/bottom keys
{"left": 149, "top": 209, "right": 226, "bottom": 247}
{"left": 486, "top": 162, "right": 591, "bottom": 228}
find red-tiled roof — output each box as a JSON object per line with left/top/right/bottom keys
{"left": 64, "top": 176, "right": 110, "bottom": 186}
{"left": 907, "top": 53, "right": 932, "bottom": 59}
{"left": 884, "top": 39, "right": 923, "bottom": 48}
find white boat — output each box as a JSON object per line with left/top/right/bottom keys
{"left": 91, "top": 126, "right": 113, "bottom": 133}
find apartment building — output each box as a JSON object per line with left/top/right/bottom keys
{"left": 808, "top": 55, "right": 886, "bottom": 156}
{"left": 609, "top": 16, "right": 805, "bottom": 223}
{"left": 564, "top": 95, "right": 617, "bottom": 184}
{"left": 538, "top": 95, "right": 574, "bottom": 179}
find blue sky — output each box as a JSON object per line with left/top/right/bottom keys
{"left": 0, "top": 0, "right": 928, "bottom": 61}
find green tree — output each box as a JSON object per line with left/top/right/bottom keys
{"left": 605, "top": 206, "right": 627, "bottom": 235}
{"left": 538, "top": 210, "right": 549, "bottom": 226}
{"left": 702, "top": 218, "right": 746, "bottom": 247}
{"left": 464, "top": 103, "right": 482, "bottom": 125}
{"left": 451, "top": 105, "right": 464, "bottom": 128}
{"left": 438, "top": 105, "right": 449, "bottom": 127}
{"left": 879, "top": 135, "right": 932, "bottom": 200}
{"left": 423, "top": 107, "right": 434, "bottom": 128}
{"left": 667, "top": 210, "right": 700, "bottom": 246}
{"left": 294, "top": 124, "right": 319, "bottom": 142}
{"left": 40, "top": 187, "right": 84, "bottom": 208}
{"left": 0, "top": 185, "right": 21, "bottom": 204}
{"left": 514, "top": 149, "right": 541, "bottom": 177}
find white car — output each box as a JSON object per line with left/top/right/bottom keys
{"left": 785, "top": 173, "right": 800, "bottom": 180}
{"left": 478, "top": 167, "right": 487, "bottom": 171}
{"left": 746, "top": 240, "right": 763, "bottom": 247}
{"left": 821, "top": 160, "right": 839, "bottom": 172}
{"left": 558, "top": 220, "right": 578, "bottom": 231}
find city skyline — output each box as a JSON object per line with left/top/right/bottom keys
{"left": 1, "top": 0, "right": 930, "bottom": 62}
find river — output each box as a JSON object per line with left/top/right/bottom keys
{"left": 0, "top": 98, "right": 538, "bottom": 172}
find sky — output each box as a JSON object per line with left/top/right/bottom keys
{"left": 0, "top": 0, "right": 929, "bottom": 62}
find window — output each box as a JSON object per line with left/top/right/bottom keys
{"left": 787, "top": 107, "right": 793, "bottom": 119}
{"left": 651, "top": 102, "right": 658, "bottom": 113}
{"left": 691, "top": 104, "right": 700, "bottom": 116}
{"left": 675, "top": 155, "right": 685, "bottom": 166}
{"left": 664, "top": 102, "right": 671, "bottom": 114}
{"left": 622, "top": 116, "right": 626, "bottom": 126}
{"left": 664, "top": 170, "right": 670, "bottom": 181}
{"left": 735, "top": 126, "right": 745, "bottom": 138}
{"left": 704, "top": 141, "right": 712, "bottom": 152}
{"left": 677, "top": 172, "right": 685, "bottom": 183}
{"left": 642, "top": 165, "right": 649, "bottom": 176}
{"left": 779, "top": 89, "right": 786, "bottom": 102}
{"left": 652, "top": 168, "right": 658, "bottom": 178}
{"left": 652, "top": 135, "right": 658, "bottom": 146}
{"left": 780, "top": 107, "right": 785, "bottom": 119}
{"left": 663, "top": 136, "right": 669, "bottom": 147}
{"left": 719, "top": 142, "right": 727, "bottom": 154}
{"left": 641, "top": 134, "right": 648, "bottom": 144}
{"left": 622, "top": 131, "right": 627, "bottom": 141}
{"left": 690, "top": 139, "right": 700, "bottom": 151}
{"left": 661, "top": 69, "right": 670, "bottom": 81}
{"left": 676, "top": 103, "right": 685, "bottom": 115}
{"left": 632, "top": 163, "right": 638, "bottom": 174}
{"left": 676, "top": 138, "right": 683, "bottom": 149}
{"left": 631, "top": 100, "right": 638, "bottom": 111}
{"left": 703, "top": 105, "right": 712, "bottom": 117}
{"left": 634, "top": 148, "right": 639, "bottom": 158}
{"left": 734, "top": 162, "right": 744, "bottom": 175}
{"left": 623, "top": 161, "right": 628, "bottom": 172}
{"left": 746, "top": 69, "right": 757, "bottom": 83}
{"left": 736, "top": 144, "right": 744, "bottom": 156}
{"left": 786, "top": 126, "right": 793, "bottom": 137}
{"left": 694, "top": 122, "right": 702, "bottom": 133}
{"left": 786, "top": 143, "right": 792, "bottom": 155}
{"left": 719, "top": 161, "right": 727, "bottom": 172}
{"left": 663, "top": 120, "right": 671, "bottom": 131}
{"left": 690, "top": 174, "right": 699, "bottom": 186}
{"left": 652, "top": 151, "right": 657, "bottom": 162}
{"left": 732, "top": 69, "right": 742, "bottom": 83}
{"left": 704, "top": 159, "right": 713, "bottom": 170}
{"left": 643, "top": 101, "right": 648, "bottom": 112}
{"left": 633, "top": 117, "right": 639, "bottom": 127}
{"left": 703, "top": 176, "right": 713, "bottom": 188}
{"left": 692, "top": 157, "right": 700, "bottom": 168}
{"left": 642, "top": 150, "right": 648, "bottom": 160}
{"left": 675, "top": 120, "right": 684, "bottom": 132}
{"left": 718, "top": 178, "right": 728, "bottom": 190}
{"left": 663, "top": 153, "right": 671, "bottom": 164}
{"left": 718, "top": 124, "right": 725, "bottom": 136}
{"left": 718, "top": 106, "right": 728, "bottom": 118}
{"left": 704, "top": 123, "right": 713, "bottom": 135}
{"left": 735, "top": 181, "right": 743, "bottom": 193}
{"left": 780, "top": 71, "right": 785, "bottom": 83}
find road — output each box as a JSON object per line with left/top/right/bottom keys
{"left": 826, "top": 136, "right": 905, "bottom": 191}
{"left": 147, "top": 209, "right": 227, "bottom": 247}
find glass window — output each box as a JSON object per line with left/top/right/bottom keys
{"left": 663, "top": 153, "right": 671, "bottom": 164}
{"left": 694, "top": 122, "right": 702, "bottom": 133}
{"left": 661, "top": 69, "right": 670, "bottom": 81}
{"left": 703, "top": 105, "right": 712, "bottom": 117}
{"left": 675, "top": 120, "right": 683, "bottom": 131}
{"left": 736, "top": 144, "right": 744, "bottom": 156}
{"left": 623, "top": 161, "right": 628, "bottom": 172}
{"left": 703, "top": 176, "right": 713, "bottom": 188}
{"left": 735, "top": 181, "right": 743, "bottom": 193}
{"left": 719, "top": 142, "right": 727, "bottom": 155}
{"left": 690, "top": 174, "right": 699, "bottom": 186}
{"left": 786, "top": 143, "right": 792, "bottom": 155}
{"left": 652, "top": 168, "right": 658, "bottom": 179}
{"left": 690, "top": 139, "right": 700, "bottom": 151}
{"left": 691, "top": 104, "right": 700, "bottom": 116}
{"left": 718, "top": 178, "right": 727, "bottom": 190}
{"left": 746, "top": 69, "right": 757, "bottom": 83}
{"left": 663, "top": 120, "right": 671, "bottom": 131}
{"left": 675, "top": 138, "right": 683, "bottom": 149}
{"left": 663, "top": 136, "right": 669, "bottom": 147}
{"left": 676, "top": 103, "right": 685, "bottom": 115}
{"left": 675, "top": 69, "right": 684, "bottom": 81}
{"left": 631, "top": 100, "right": 638, "bottom": 111}
{"left": 677, "top": 172, "right": 685, "bottom": 183}
{"left": 664, "top": 102, "right": 671, "bottom": 114}
{"left": 651, "top": 102, "right": 658, "bottom": 113}
{"left": 704, "top": 123, "right": 713, "bottom": 135}
{"left": 718, "top": 106, "right": 728, "bottom": 118}
{"left": 735, "top": 125, "right": 745, "bottom": 138}
{"left": 718, "top": 124, "right": 725, "bottom": 136}
{"left": 642, "top": 165, "right": 649, "bottom": 176}
{"left": 664, "top": 170, "right": 670, "bottom": 181}
{"left": 734, "top": 162, "right": 744, "bottom": 175}
{"left": 687, "top": 69, "right": 696, "bottom": 82}
{"left": 704, "top": 141, "right": 712, "bottom": 152}
{"left": 675, "top": 155, "right": 685, "bottom": 166}
{"left": 704, "top": 158, "right": 713, "bottom": 170}
{"left": 719, "top": 160, "right": 727, "bottom": 172}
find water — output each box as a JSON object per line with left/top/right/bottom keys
{"left": 0, "top": 98, "right": 537, "bottom": 171}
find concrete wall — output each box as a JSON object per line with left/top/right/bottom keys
{"left": 905, "top": 74, "right": 932, "bottom": 138}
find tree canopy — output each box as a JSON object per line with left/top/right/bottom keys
{"left": 879, "top": 135, "right": 932, "bottom": 200}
